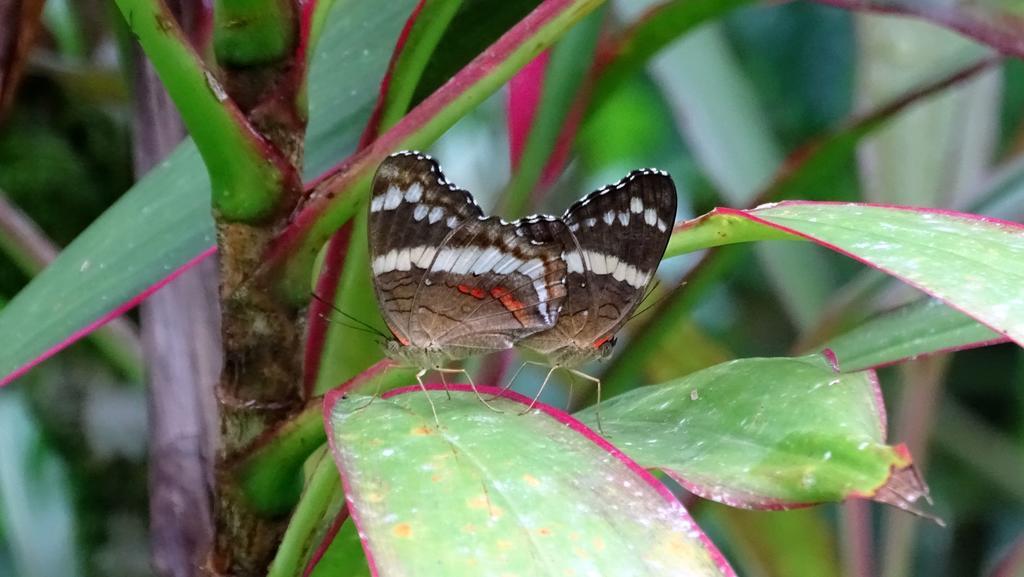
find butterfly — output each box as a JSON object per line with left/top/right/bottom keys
{"left": 512, "top": 168, "right": 677, "bottom": 422}
{"left": 368, "top": 151, "right": 575, "bottom": 419}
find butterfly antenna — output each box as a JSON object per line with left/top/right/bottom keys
{"left": 311, "top": 292, "right": 390, "bottom": 340}
{"left": 628, "top": 280, "right": 684, "bottom": 323}
{"left": 314, "top": 312, "right": 382, "bottom": 339}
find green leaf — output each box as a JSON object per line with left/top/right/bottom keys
{"left": 748, "top": 202, "right": 1024, "bottom": 349}
{"left": 821, "top": 298, "right": 1004, "bottom": 372}
{"left": 576, "top": 356, "right": 917, "bottom": 507}
{"left": 268, "top": 450, "right": 346, "bottom": 577}
{"left": 314, "top": 0, "right": 463, "bottom": 393}
{"left": 270, "top": 0, "right": 608, "bottom": 298}
{"left": 0, "top": 143, "right": 215, "bottom": 388}
{"left": 0, "top": 0, "right": 416, "bottom": 386}
{"left": 499, "top": 6, "right": 604, "bottom": 217}
{"left": 376, "top": 0, "right": 465, "bottom": 131}
{"left": 326, "top": 386, "right": 734, "bottom": 576}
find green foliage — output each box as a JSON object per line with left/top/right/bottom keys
{"left": 2, "top": 0, "right": 1024, "bottom": 576}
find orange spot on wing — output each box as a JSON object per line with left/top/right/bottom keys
{"left": 490, "top": 286, "right": 530, "bottom": 325}
{"left": 593, "top": 335, "right": 613, "bottom": 348}
{"left": 457, "top": 284, "right": 487, "bottom": 299}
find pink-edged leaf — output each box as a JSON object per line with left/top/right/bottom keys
{"left": 309, "top": 0, "right": 462, "bottom": 395}
{"left": 325, "top": 384, "right": 735, "bottom": 576}
{"left": 576, "top": 355, "right": 929, "bottom": 511}
{"left": 740, "top": 202, "right": 1024, "bottom": 351}
{"left": 813, "top": 0, "right": 1024, "bottom": 59}
{"left": 0, "top": 0, "right": 415, "bottom": 387}
{"left": 664, "top": 201, "right": 1024, "bottom": 361}
{"left": 271, "top": 0, "right": 606, "bottom": 298}
{"left": 602, "top": 58, "right": 1001, "bottom": 397}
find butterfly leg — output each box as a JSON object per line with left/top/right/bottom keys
{"left": 489, "top": 360, "right": 547, "bottom": 401}
{"left": 518, "top": 365, "right": 558, "bottom": 415}
{"left": 565, "top": 373, "right": 576, "bottom": 412}
{"left": 415, "top": 368, "right": 441, "bottom": 426}
{"left": 353, "top": 365, "right": 392, "bottom": 412}
{"left": 568, "top": 369, "right": 604, "bottom": 435}
{"left": 447, "top": 367, "right": 503, "bottom": 413}
{"left": 435, "top": 368, "right": 453, "bottom": 400}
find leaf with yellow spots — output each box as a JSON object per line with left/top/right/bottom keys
{"left": 326, "top": 385, "right": 735, "bottom": 576}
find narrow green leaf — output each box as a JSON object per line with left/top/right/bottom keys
{"left": 821, "top": 298, "right": 1004, "bottom": 371}
{"left": 271, "top": 0, "right": 608, "bottom": 298}
{"left": 315, "top": 0, "right": 463, "bottom": 393}
{"left": 377, "top": 0, "right": 465, "bottom": 131}
{"left": 577, "top": 356, "right": 917, "bottom": 507}
{"left": 268, "top": 450, "right": 345, "bottom": 577}
{"left": 327, "top": 386, "right": 734, "bottom": 576}
{"left": 0, "top": 143, "right": 214, "bottom": 388}
{"left": 499, "top": 6, "right": 604, "bottom": 217}
{"left": 0, "top": 0, "right": 414, "bottom": 385}
{"left": 304, "top": 0, "right": 420, "bottom": 177}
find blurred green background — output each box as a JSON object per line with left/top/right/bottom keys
{"left": 1, "top": 1, "right": 1022, "bottom": 576}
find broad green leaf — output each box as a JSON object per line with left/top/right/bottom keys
{"left": 576, "top": 356, "right": 918, "bottom": 507}
{"left": 822, "top": 298, "right": 1004, "bottom": 372}
{"left": 748, "top": 202, "right": 1024, "bottom": 349}
{"left": 327, "top": 386, "right": 734, "bottom": 576}
{"left": 0, "top": 0, "right": 416, "bottom": 386}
